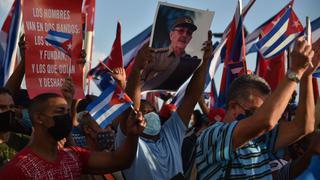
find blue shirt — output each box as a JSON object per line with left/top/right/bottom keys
{"left": 196, "top": 121, "right": 279, "bottom": 180}
{"left": 296, "top": 155, "right": 320, "bottom": 180}
{"left": 115, "top": 112, "right": 187, "bottom": 180}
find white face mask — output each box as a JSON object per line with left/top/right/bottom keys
{"left": 143, "top": 112, "right": 161, "bottom": 136}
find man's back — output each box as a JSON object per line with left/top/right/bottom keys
{"left": 196, "top": 122, "right": 278, "bottom": 180}
{"left": 0, "top": 146, "right": 90, "bottom": 179}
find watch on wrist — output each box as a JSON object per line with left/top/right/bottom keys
{"left": 286, "top": 70, "right": 300, "bottom": 83}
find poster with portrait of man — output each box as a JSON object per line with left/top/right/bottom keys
{"left": 141, "top": 2, "right": 214, "bottom": 93}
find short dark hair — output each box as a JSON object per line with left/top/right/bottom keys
{"left": 29, "top": 93, "right": 62, "bottom": 122}
{"left": 227, "top": 74, "right": 271, "bottom": 108}
{"left": 140, "top": 99, "right": 156, "bottom": 114}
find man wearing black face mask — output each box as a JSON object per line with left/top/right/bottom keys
{"left": 195, "top": 37, "right": 320, "bottom": 179}
{"left": 0, "top": 88, "right": 29, "bottom": 167}
{"left": 0, "top": 92, "right": 146, "bottom": 179}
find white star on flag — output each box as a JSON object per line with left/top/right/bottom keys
{"left": 117, "top": 92, "right": 125, "bottom": 100}
{"left": 67, "top": 43, "right": 72, "bottom": 50}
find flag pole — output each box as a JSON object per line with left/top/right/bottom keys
{"left": 306, "top": 16, "right": 313, "bottom": 68}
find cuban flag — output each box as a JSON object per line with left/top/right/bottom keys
{"left": 217, "top": 0, "right": 247, "bottom": 108}
{"left": 310, "top": 16, "right": 320, "bottom": 43}
{"left": 0, "top": 0, "right": 22, "bottom": 87}
{"left": 88, "top": 24, "right": 151, "bottom": 91}
{"left": 45, "top": 30, "right": 73, "bottom": 57}
{"left": 246, "top": 1, "right": 293, "bottom": 54}
{"left": 310, "top": 17, "right": 320, "bottom": 78}
{"left": 88, "top": 22, "right": 123, "bottom": 85}
{"left": 207, "top": 0, "right": 255, "bottom": 82}
{"left": 253, "top": 6, "right": 303, "bottom": 59}
{"left": 87, "top": 74, "right": 133, "bottom": 128}
{"left": 123, "top": 25, "right": 151, "bottom": 76}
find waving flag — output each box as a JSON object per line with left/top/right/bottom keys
{"left": 87, "top": 74, "right": 133, "bottom": 128}
{"left": 254, "top": 6, "right": 303, "bottom": 59}
{"left": 310, "top": 16, "right": 320, "bottom": 43}
{"left": 256, "top": 53, "right": 286, "bottom": 90}
{"left": 0, "top": 0, "right": 22, "bottom": 86}
{"left": 310, "top": 17, "right": 320, "bottom": 78}
{"left": 217, "top": 0, "right": 247, "bottom": 108}
{"left": 88, "top": 22, "right": 122, "bottom": 82}
{"left": 123, "top": 25, "right": 151, "bottom": 76}
{"left": 207, "top": 0, "right": 255, "bottom": 80}
{"left": 246, "top": 1, "right": 293, "bottom": 54}
{"left": 45, "top": 30, "right": 73, "bottom": 57}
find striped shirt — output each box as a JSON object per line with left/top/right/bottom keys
{"left": 196, "top": 121, "right": 279, "bottom": 180}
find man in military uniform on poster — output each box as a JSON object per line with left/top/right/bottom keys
{"left": 141, "top": 16, "right": 201, "bottom": 92}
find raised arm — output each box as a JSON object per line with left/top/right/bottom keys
{"left": 177, "top": 31, "right": 213, "bottom": 127}
{"left": 233, "top": 37, "right": 314, "bottom": 149}
{"left": 273, "top": 39, "right": 320, "bottom": 151}
{"left": 86, "top": 110, "right": 146, "bottom": 174}
{"left": 117, "top": 44, "right": 153, "bottom": 134}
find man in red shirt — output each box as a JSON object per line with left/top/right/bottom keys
{"left": 0, "top": 92, "right": 145, "bottom": 179}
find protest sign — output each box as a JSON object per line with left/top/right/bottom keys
{"left": 142, "top": 2, "right": 214, "bottom": 92}
{"left": 23, "top": 0, "right": 84, "bottom": 98}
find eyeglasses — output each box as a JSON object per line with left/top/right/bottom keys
{"left": 236, "top": 102, "right": 255, "bottom": 117}
{"left": 173, "top": 28, "right": 193, "bottom": 36}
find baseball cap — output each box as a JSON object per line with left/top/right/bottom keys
{"left": 171, "top": 16, "right": 197, "bottom": 32}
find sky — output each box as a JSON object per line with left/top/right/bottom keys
{"left": 0, "top": 0, "right": 319, "bottom": 95}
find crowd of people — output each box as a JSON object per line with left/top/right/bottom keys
{"left": 0, "top": 14, "right": 320, "bottom": 180}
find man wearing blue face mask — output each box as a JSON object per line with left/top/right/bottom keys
{"left": 195, "top": 37, "right": 320, "bottom": 179}
{"left": 115, "top": 32, "right": 214, "bottom": 180}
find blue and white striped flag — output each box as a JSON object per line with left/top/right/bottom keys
{"left": 45, "top": 30, "right": 73, "bottom": 57}
{"left": 0, "top": 0, "right": 22, "bottom": 86}
{"left": 87, "top": 74, "right": 133, "bottom": 128}
{"left": 253, "top": 7, "right": 304, "bottom": 59}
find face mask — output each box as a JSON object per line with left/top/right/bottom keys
{"left": 143, "top": 112, "right": 161, "bottom": 136}
{"left": 47, "top": 113, "right": 73, "bottom": 141}
{"left": 96, "top": 131, "right": 115, "bottom": 150}
{"left": 0, "top": 110, "right": 14, "bottom": 132}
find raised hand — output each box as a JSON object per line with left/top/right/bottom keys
{"left": 135, "top": 43, "right": 154, "bottom": 70}
{"left": 126, "top": 110, "right": 146, "bottom": 136}
{"left": 60, "top": 77, "right": 75, "bottom": 106}
{"left": 202, "top": 30, "right": 213, "bottom": 62}
{"left": 290, "top": 37, "right": 314, "bottom": 76}
{"left": 18, "top": 34, "right": 26, "bottom": 63}
{"left": 110, "top": 67, "right": 127, "bottom": 89}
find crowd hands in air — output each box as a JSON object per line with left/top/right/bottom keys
{"left": 0, "top": 29, "right": 319, "bottom": 180}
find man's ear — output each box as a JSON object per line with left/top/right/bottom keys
{"left": 32, "top": 113, "right": 43, "bottom": 126}
{"left": 169, "top": 31, "right": 174, "bottom": 41}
